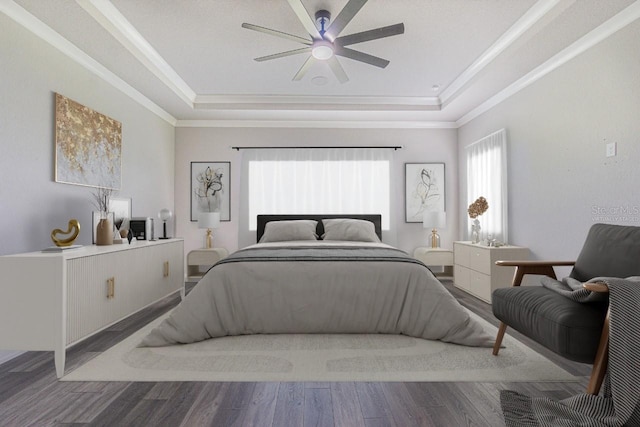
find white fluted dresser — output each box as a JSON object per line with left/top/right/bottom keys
{"left": 0, "top": 239, "right": 183, "bottom": 377}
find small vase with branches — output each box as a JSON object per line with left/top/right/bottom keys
{"left": 91, "top": 188, "right": 115, "bottom": 245}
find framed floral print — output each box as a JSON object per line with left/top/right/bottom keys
{"left": 190, "top": 161, "right": 230, "bottom": 222}
{"left": 405, "top": 163, "right": 445, "bottom": 222}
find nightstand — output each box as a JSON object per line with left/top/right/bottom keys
{"left": 413, "top": 247, "right": 454, "bottom": 277}
{"left": 187, "top": 248, "right": 229, "bottom": 283}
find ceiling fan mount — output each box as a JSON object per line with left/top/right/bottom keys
{"left": 241, "top": 0, "right": 404, "bottom": 84}
{"left": 314, "top": 9, "right": 331, "bottom": 33}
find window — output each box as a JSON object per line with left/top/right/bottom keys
{"left": 466, "top": 129, "right": 508, "bottom": 243}
{"left": 241, "top": 148, "right": 392, "bottom": 232}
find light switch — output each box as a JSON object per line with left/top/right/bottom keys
{"left": 606, "top": 142, "right": 617, "bottom": 157}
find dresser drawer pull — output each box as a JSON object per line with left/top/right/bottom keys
{"left": 163, "top": 261, "right": 170, "bottom": 277}
{"left": 106, "top": 277, "right": 115, "bottom": 299}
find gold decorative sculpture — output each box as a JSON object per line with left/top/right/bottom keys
{"left": 51, "top": 219, "right": 80, "bottom": 247}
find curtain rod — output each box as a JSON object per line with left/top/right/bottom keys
{"left": 232, "top": 146, "right": 402, "bottom": 151}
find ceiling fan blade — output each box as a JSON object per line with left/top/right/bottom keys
{"left": 255, "top": 47, "right": 312, "bottom": 62}
{"left": 286, "top": 0, "right": 321, "bottom": 38}
{"left": 242, "top": 23, "right": 311, "bottom": 45}
{"left": 293, "top": 55, "right": 317, "bottom": 81}
{"left": 335, "top": 46, "right": 389, "bottom": 68}
{"left": 335, "top": 23, "right": 404, "bottom": 47}
{"left": 325, "top": 0, "right": 368, "bottom": 41}
{"left": 327, "top": 56, "right": 349, "bottom": 84}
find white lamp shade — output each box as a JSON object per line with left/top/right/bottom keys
{"left": 198, "top": 212, "right": 220, "bottom": 229}
{"left": 423, "top": 211, "right": 446, "bottom": 229}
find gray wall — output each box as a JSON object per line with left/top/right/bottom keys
{"left": 458, "top": 20, "right": 640, "bottom": 262}
{"left": 0, "top": 14, "right": 176, "bottom": 256}
{"left": 175, "top": 127, "right": 458, "bottom": 256}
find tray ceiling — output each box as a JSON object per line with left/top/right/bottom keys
{"left": 6, "top": 0, "right": 640, "bottom": 126}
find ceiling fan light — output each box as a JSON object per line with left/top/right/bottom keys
{"left": 311, "top": 41, "right": 333, "bottom": 60}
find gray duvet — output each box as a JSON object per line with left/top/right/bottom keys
{"left": 139, "top": 241, "right": 495, "bottom": 348}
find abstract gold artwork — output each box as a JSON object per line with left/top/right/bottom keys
{"left": 55, "top": 93, "right": 122, "bottom": 189}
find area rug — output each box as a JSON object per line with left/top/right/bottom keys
{"left": 61, "top": 311, "right": 577, "bottom": 382}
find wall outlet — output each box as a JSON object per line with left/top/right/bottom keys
{"left": 606, "top": 142, "right": 617, "bottom": 157}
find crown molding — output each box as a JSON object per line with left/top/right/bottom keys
{"left": 439, "top": 0, "right": 562, "bottom": 106}
{"left": 6, "top": 0, "right": 638, "bottom": 130}
{"left": 194, "top": 94, "right": 441, "bottom": 111}
{"left": 1, "top": 0, "right": 177, "bottom": 125}
{"left": 77, "top": 0, "right": 196, "bottom": 107}
{"left": 456, "top": 0, "right": 640, "bottom": 127}
{"left": 176, "top": 119, "right": 458, "bottom": 129}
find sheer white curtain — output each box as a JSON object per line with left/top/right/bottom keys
{"left": 466, "top": 129, "right": 508, "bottom": 243}
{"left": 239, "top": 148, "right": 394, "bottom": 247}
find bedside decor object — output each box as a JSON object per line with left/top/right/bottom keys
{"left": 405, "top": 163, "right": 445, "bottom": 223}
{"left": 158, "top": 208, "right": 173, "bottom": 239}
{"left": 423, "top": 211, "right": 445, "bottom": 248}
{"left": 54, "top": 93, "right": 122, "bottom": 189}
{"left": 51, "top": 219, "right": 80, "bottom": 247}
{"left": 198, "top": 212, "right": 220, "bottom": 249}
{"left": 468, "top": 196, "right": 488, "bottom": 244}
{"left": 191, "top": 162, "right": 230, "bottom": 222}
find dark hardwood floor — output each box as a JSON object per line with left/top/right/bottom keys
{"left": 0, "top": 280, "right": 591, "bottom": 426}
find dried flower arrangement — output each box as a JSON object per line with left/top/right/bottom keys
{"left": 468, "top": 196, "right": 489, "bottom": 218}
{"left": 91, "top": 187, "right": 114, "bottom": 213}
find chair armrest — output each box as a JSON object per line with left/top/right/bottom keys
{"left": 495, "top": 260, "right": 576, "bottom": 267}
{"left": 495, "top": 260, "right": 576, "bottom": 287}
{"left": 583, "top": 282, "right": 609, "bottom": 293}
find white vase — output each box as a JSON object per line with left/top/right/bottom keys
{"left": 471, "top": 219, "right": 481, "bottom": 244}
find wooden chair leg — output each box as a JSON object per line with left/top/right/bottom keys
{"left": 493, "top": 322, "right": 508, "bottom": 355}
{"left": 587, "top": 310, "right": 610, "bottom": 395}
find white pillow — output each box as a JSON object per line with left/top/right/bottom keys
{"left": 321, "top": 218, "right": 380, "bottom": 242}
{"left": 259, "top": 220, "right": 318, "bottom": 243}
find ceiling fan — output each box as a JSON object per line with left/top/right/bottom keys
{"left": 242, "top": 0, "right": 404, "bottom": 84}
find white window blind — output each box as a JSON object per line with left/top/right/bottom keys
{"left": 241, "top": 148, "right": 392, "bottom": 232}
{"left": 466, "top": 129, "right": 508, "bottom": 243}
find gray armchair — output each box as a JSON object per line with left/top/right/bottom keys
{"left": 491, "top": 223, "right": 640, "bottom": 394}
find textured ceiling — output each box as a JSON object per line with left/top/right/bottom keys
{"left": 8, "top": 0, "right": 640, "bottom": 124}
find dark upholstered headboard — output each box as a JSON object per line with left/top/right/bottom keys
{"left": 257, "top": 214, "right": 383, "bottom": 243}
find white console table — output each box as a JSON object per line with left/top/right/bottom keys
{"left": 0, "top": 239, "right": 184, "bottom": 378}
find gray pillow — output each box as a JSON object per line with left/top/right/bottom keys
{"left": 259, "top": 220, "right": 318, "bottom": 243}
{"left": 321, "top": 218, "right": 380, "bottom": 242}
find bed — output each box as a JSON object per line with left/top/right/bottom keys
{"left": 140, "top": 214, "right": 494, "bottom": 348}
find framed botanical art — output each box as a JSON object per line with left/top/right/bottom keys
{"left": 108, "top": 197, "right": 132, "bottom": 231}
{"left": 54, "top": 93, "right": 122, "bottom": 189}
{"left": 191, "top": 161, "right": 231, "bottom": 222}
{"left": 405, "top": 163, "right": 445, "bottom": 223}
